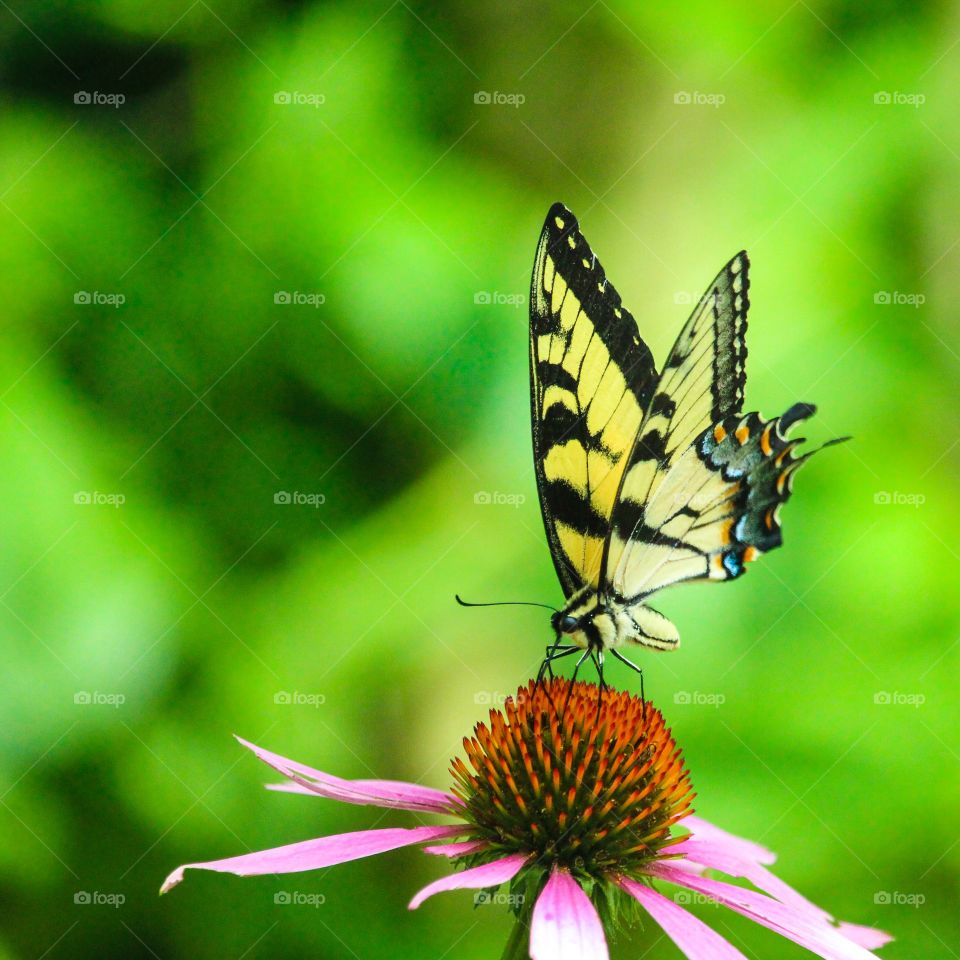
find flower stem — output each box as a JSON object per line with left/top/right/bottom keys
{"left": 499, "top": 902, "right": 532, "bottom": 960}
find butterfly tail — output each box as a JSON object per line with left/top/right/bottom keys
{"left": 698, "top": 402, "right": 846, "bottom": 579}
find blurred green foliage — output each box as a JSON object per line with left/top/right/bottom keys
{"left": 0, "top": 1, "right": 956, "bottom": 957}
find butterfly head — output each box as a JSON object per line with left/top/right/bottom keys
{"left": 551, "top": 589, "right": 609, "bottom": 651}
{"left": 551, "top": 611, "right": 581, "bottom": 636}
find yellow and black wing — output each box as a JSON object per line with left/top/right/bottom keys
{"left": 601, "top": 251, "right": 750, "bottom": 596}
{"left": 530, "top": 203, "right": 658, "bottom": 597}
{"left": 603, "top": 256, "right": 839, "bottom": 603}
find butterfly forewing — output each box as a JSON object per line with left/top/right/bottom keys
{"left": 530, "top": 203, "right": 658, "bottom": 596}
{"left": 602, "top": 253, "right": 750, "bottom": 596}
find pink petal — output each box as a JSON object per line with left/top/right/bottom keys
{"left": 422, "top": 839, "right": 489, "bottom": 858}
{"left": 837, "top": 922, "right": 893, "bottom": 950}
{"left": 683, "top": 815, "right": 777, "bottom": 865}
{"left": 530, "top": 866, "right": 609, "bottom": 960}
{"left": 675, "top": 838, "right": 828, "bottom": 919}
{"left": 622, "top": 878, "right": 749, "bottom": 959}
{"left": 676, "top": 838, "right": 891, "bottom": 949}
{"left": 649, "top": 864, "right": 880, "bottom": 960}
{"left": 408, "top": 853, "right": 528, "bottom": 909}
{"left": 161, "top": 824, "right": 460, "bottom": 894}
{"left": 235, "top": 736, "right": 459, "bottom": 814}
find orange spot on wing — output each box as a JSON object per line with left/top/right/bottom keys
{"left": 743, "top": 546, "right": 759, "bottom": 563}
{"left": 761, "top": 426, "right": 773, "bottom": 456}
{"left": 765, "top": 508, "right": 775, "bottom": 530}
{"left": 713, "top": 424, "right": 727, "bottom": 443}
{"left": 775, "top": 445, "right": 793, "bottom": 467}
{"left": 735, "top": 425, "right": 749, "bottom": 445}
{"left": 720, "top": 518, "right": 734, "bottom": 545}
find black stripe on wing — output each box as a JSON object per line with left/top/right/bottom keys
{"left": 532, "top": 203, "right": 658, "bottom": 408}
{"left": 530, "top": 202, "right": 658, "bottom": 595}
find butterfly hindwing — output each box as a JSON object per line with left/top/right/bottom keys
{"left": 611, "top": 403, "right": 831, "bottom": 601}
{"left": 530, "top": 203, "right": 658, "bottom": 596}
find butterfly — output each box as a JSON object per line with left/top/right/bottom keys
{"left": 530, "top": 202, "right": 843, "bottom": 683}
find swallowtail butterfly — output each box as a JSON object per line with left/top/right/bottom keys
{"left": 530, "top": 203, "right": 842, "bottom": 680}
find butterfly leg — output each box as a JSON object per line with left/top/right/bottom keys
{"left": 537, "top": 643, "right": 577, "bottom": 684}
{"left": 536, "top": 644, "right": 579, "bottom": 712}
{"left": 563, "top": 648, "right": 593, "bottom": 713}
{"left": 610, "top": 648, "right": 645, "bottom": 708}
{"left": 591, "top": 648, "right": 607, "bottom": 722}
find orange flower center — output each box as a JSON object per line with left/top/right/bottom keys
{"left": 451, "top": 678, "right": 694, "bottom": 881}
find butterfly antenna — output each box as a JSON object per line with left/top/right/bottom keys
{"left": 456, "top": 595, "right": 559, "bottom": 613}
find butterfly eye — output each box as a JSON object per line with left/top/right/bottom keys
{"left": 559, "top": 615, "right": 579, "bottom": 634}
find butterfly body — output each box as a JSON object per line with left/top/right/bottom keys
{"left": 529, "top": 203, "right": 841, "bottom": 671}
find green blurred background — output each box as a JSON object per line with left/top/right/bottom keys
{"left": 1, "top": 2, "right": 956, "bottom": 957}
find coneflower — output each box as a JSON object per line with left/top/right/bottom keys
{"left": 162, "top": 678, "right": 891, "bottom": 959}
